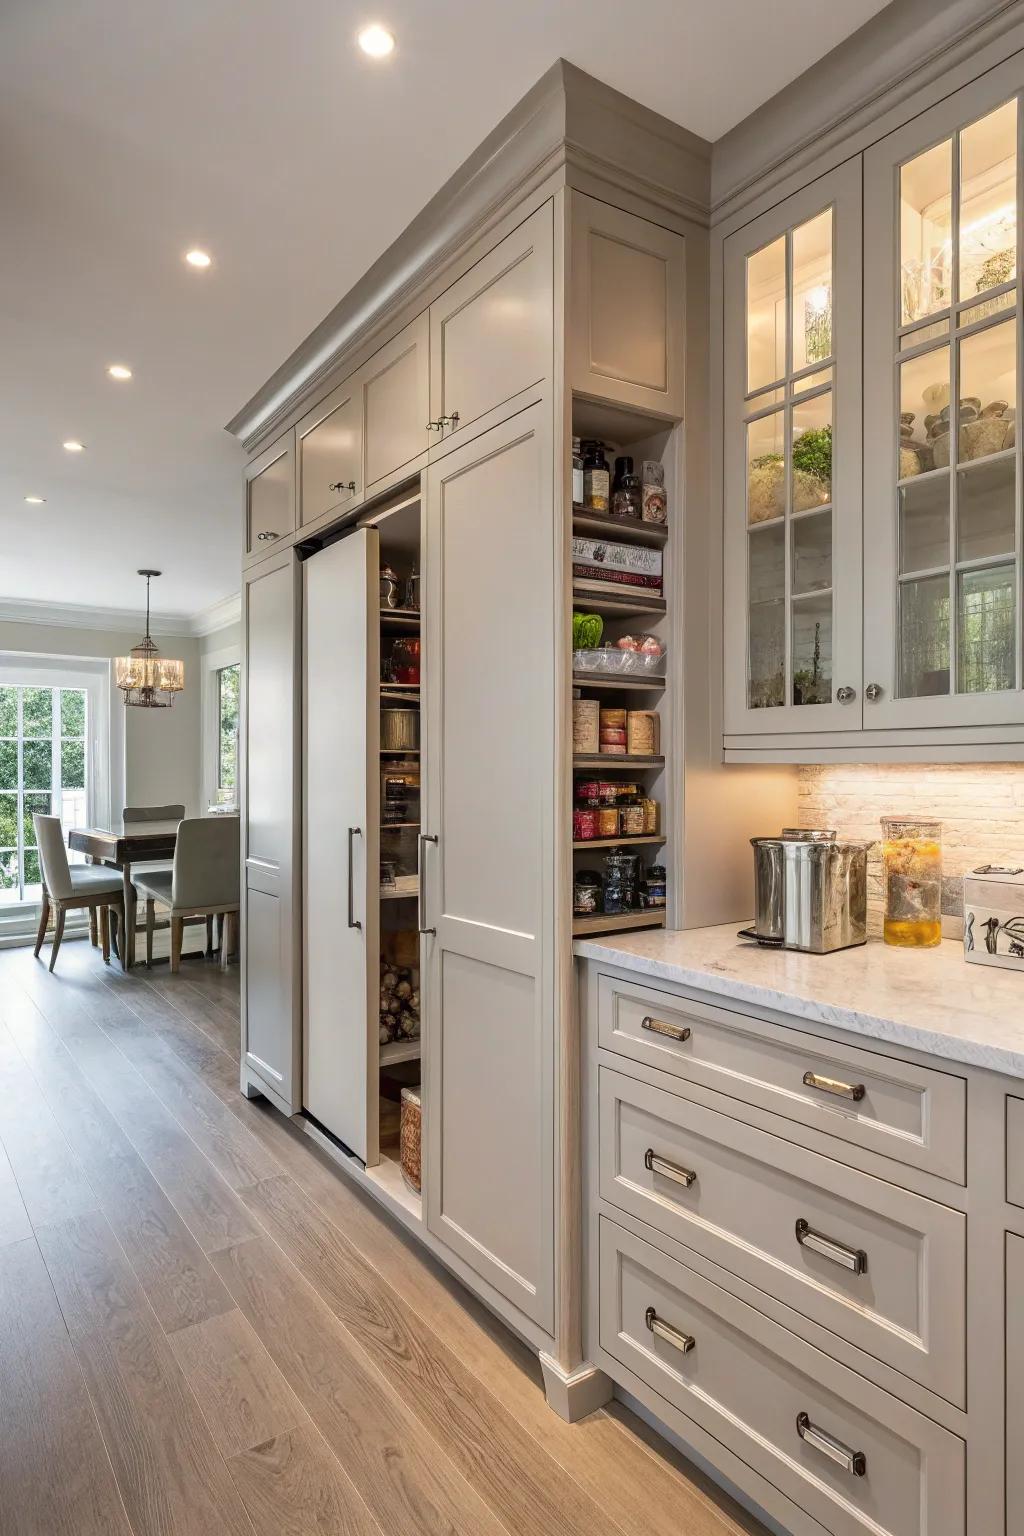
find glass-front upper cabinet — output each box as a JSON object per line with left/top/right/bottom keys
{"left": 864, "top": 68, "right": 1023, "bottom": 730}
{"left": 724, "top": 161, "right": 863, "bottom": 737}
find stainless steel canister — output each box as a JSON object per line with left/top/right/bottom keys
{"left": 750, "top": 830, "right": 867, "bottom": 953}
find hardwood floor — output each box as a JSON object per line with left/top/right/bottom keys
{"left": 0, "top": 939, "right": 760, "bottom": 1536}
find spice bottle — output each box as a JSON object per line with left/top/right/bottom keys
{"left": 612, "top": 457, "right": 642, "bottom": 520}
{"left": 582, "top": 441, "right": 610, "bottom": 512}
{"left": 572, "top": 437, "right": 584, "bottom": 506}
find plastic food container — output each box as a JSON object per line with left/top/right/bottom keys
{"left": 573, "top": 645, "right": 667, "bottom": 677}
{"left": 880, "top": 817, "right": 942, "bottom": 948}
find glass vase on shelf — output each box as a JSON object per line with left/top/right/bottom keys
{"left": 880, "top": 816, "right": 942, "bottom": 948}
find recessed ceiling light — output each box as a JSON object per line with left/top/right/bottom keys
{"left": 63, "top": 440, "right": 85, "bottom": 453}
{"left": 24, "top": 495, "right": 45, "bottom": 504}
{"left": 107, "top": 363, "right": 132, "bottom": 380}
{"left": 358, "top": 24, "right": 394, "bottom": 57}
{"left": 184, "top": 248, "right": 212, "bottom": 268}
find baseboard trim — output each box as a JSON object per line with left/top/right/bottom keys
{"left": 539, "top": 1353, "right": 614, "bottom": 1422}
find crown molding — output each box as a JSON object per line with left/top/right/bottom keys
{"left": 0, "top": 592, "right": 241, "bottom": 639}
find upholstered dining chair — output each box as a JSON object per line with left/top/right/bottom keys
{"left": 33, "top": 814, "right": 125, "bottom": 972}
{"left": 133, "top": 816, "right": 240, "bottom": 972}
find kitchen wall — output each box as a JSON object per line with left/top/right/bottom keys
{"left": 0, "top": 617, "right": 203, "bottom": 815}
{"left": 797, "top": 763, "right": 1024, "bottom": 930}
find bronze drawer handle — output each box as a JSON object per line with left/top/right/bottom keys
{"left": 796, "top": 1412, "right": 866, "bottom": 1476}
{"left": 645, "top": 1149, "right": 697, "bottom": 1188}
{"left": 795, "top": 1218, "right": 867, "bottom": 1275}
{"left": 641, "top": 1015, "right": 691, "bottom": 1043}
{"left": 802, "top": 1070, "right": 865, "bottom": 1102}
{"left": 645, "top": 1306, "right": 694, "bottom": 1354}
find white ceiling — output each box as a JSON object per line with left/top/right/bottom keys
{"left": 0, "top": 0, "right": 891, "bottom": 622}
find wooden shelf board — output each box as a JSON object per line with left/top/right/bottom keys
{"left": 380, "top": 689, "right": 420, "bottom": 703}
{"left": 573, "top": 754, "right": 665, "bottom": 770}
{"left": 572, "top": 910, "right": 667, "bottom": 937}
{"left": 572, "top": 587, "right": 666, "bottom": 618}
{"left": 379, "top": 1038, "right": 421, "bottom": 1066}
{"left": 572, "top": 505, "right": 667, "bottom": 547}
{"left": 380, "top": 609, "right": 421, "bottom": 627}
{"left": 381, "top": 821, "right": 420, "bottom": 830}
{"left": 381, "top": 747, "right": 420, "bottom": 755}
{"left": 572, "top": 835, "right": 666, "bottom": 851}
{"left": 573, "top": 672, "right": 665, "bottom": 692}
{"left": 381, "top": 880, "right": 419, "bottom": 901}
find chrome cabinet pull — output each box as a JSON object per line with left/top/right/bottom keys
{"left": 347, "top": 827, "right": 362, "bottom": 930}
{"left": 641, "top": 1015, "right": 691, "bottom": 1043}
{"left": 802, "top": 1070, "right": 865, "bottom": 1102}
{"left": 328, "top": 479, "right": 356, "bottom": 493}
{"left": 795, "top": 1218, "right": 867, "bottom": 1275}
{"left": 438, "top": 411, "right": 460, "bottom": 431}
{"left": 645, "top": 1148, "right": 697, "bottom": 1188}
{"left": 836, "top": 686, "right": 856, "bottom": 703}
{"left": 796, "top": 1412, "right": 866, "bottom": 1476}
{"left": 645, "top": 1306, "right": 695, "bottom": 1354}
{"left": 865, "top": 682, "right": 883, "bottom": 702}
{"left": 256, "top": 530, "right": 279, "bottom": 541}
{"left": 418, "top": 833, "right": 438, "bottom": 936}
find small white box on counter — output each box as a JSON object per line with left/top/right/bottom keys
{"left": 963, "top": 864, "right": 1024, "bottom": 969}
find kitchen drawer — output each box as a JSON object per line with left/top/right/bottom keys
{"left": 598, "top": 973, "right": 966, "bottom": 1184}
{"left": 1007, "top": 1096, "right": 1024, "bottom": 1210}
{"left": 599, "top": 1066, "right": 965, "bottom": 1405}
{"left": 599, "top": 1217, "right": 965, "bottom": 1536}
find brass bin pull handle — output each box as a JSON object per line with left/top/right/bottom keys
{"left": 645, "top": 1307, "right": 695, "bottom": 1354}
{"left": 641, "top": 1015, "right": 691, "bottom": 1043}
{"left": 803, "top": 1070, "right": 865, "bottom": 1103}
{"left": 645, "top": 1149, "right": 697, "bottom": 1188}
{"left": 347, "top": 828, "right": 362, "bottom": 931}
{"left": 795, "top": 1218, "right": 867, "bottom": 1275}
{"left": 418, "top": 833, "right": 438, "bottom": 936}
{"left": 796, "top": 1413, "right": 866, "bottom": 1476}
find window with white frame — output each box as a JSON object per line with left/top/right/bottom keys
{"left": 0, "top": 683, "right": 88, "bottom": 902}
{"left": 217, "top": 663, "right": 240, "bottom": 800}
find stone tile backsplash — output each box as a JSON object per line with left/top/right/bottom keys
{"left": 796, "top": 763, "right": 1024, "bottom": 933}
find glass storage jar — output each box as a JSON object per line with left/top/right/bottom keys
{"left": 880, "top": 816, "right": 942, "bottom": 947}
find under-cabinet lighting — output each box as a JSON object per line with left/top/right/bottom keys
{"left": 24, "top": 495, "right": 45, "bottom": 504}
{"left": 358, "top": 24, "right": 395, "bottom": 57}
{"left": 184, "top": 248, "right": 212, "bottom": 268}
{"left": 62, "top": 440, "right": 84, "bottom": 452}
{"left": 107, "top": 363, "right": 133, "bottom": 380}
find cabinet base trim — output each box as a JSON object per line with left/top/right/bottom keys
{"left": 539, "top": 1354, "right": 613, "bottom": 1421}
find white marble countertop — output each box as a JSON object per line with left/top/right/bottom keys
{"left": 574, "top": 924, "right": 1024, "bottom": 1079}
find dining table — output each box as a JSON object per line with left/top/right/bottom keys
{"left": 68, "top": 819, "right": 181, "bottom": 969}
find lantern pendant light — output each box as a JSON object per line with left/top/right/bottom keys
{"left": 115, "top": 570, "right": 185, "bottom": 708}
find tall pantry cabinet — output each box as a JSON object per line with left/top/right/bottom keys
{"left": 233, "top": 61, "right": 718, "bottom": 1415}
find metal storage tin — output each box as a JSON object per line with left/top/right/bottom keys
{"left": 750, "top": 830, "right": 868, "bottom": 954}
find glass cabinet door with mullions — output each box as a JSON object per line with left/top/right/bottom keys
{"left": 865, "top": 70, "right": 1024, "bottom": 730}
{"left": 724, "top": 160, "right": 863, "bottom": 737}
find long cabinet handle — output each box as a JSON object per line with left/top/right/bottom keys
{"left": 796, "top": 1412, "right": 866, "bottom": 1476}
{"left": 795, "top": 1218, "right": 867, "bottom": 1275}
{"left": 418, "top": 833, "right": 438, "bottom": 936}
{"left": 641, "top": 1015, "right": 691, "bottom": 1043}
{"left": 645, "top": 1306, "right": 695, "bottom": 1354}
{"left": 644, "top": 1148, "right": 697, "bottom": 1188}
{"left": 802, "top": 1070, "right": 865, "bottom": 1103}
{"left": 347, "top": 827, "right": 362, "bottom": 930}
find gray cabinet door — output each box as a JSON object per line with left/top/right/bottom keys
{"left": 242, "top": 550, "right": 300, "bottom": 1111}
{"left": 863, "top": 61, "right": 1024, "bottom": 731}
{"left": 297, "top": 376, "right": 362, "bottom": 528}
{"left": 1009, "top": 1233, "right": 1024, "bottom": 1535}
{"left": 423, "top": 403, "right": 555, "bottom": 1332}
{"left": 429, "top": 203, "right": 552, "bottom": 453}
{"left": 303, "top": 529, "right": 380, "bottom": 1163}
{"left": 723, "top": 158, "right": 863, "bottom": 737}
{"left": 361, "top": 312, "right": 430, "bottom": 496}
{"left": 245, "top": 432, "right": 295, "bottom": 559}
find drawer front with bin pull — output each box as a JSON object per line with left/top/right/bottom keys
{"left": 599, "top": 1066, "right": 966, "bottom": 1404}
{"left": 599, "top": 1217, "right": 965, "bottom": 1536}
{"left": 598, "top": 973, "right": 966, "bottom": 1183}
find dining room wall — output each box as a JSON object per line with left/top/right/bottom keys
{"left": 0, "top": 617, "right": 203, "bottom": 816}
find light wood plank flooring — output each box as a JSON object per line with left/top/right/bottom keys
{"left": 0, "top": 938, "right": 762, "bottom": 1536}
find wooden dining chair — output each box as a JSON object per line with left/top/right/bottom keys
{"left": 33, "top": 814, "right": 125, "bottom": 973}
{"left": 133, "top": 816, "right": 240, "bottom": 972}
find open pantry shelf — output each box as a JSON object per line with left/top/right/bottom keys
{"left": 381, "top": 747, "right": 420, "bottom": 755}
{"left": 379, "top": 1038, "right": 421, "bottom": 1067}
{"left": 381, "top": 688, "right": 420, "bottom": 703}
{"left": 573, "top": 753, "right": 665, "bottom": 770}
{"left": 380, "top": 609, "right": 421, "bottom": 629}
{"left": 573, "top": 672, "right": 665, "bottom": 692}
{"left": 572, "top": 910, "right": 667, "bottom": 938}
{"left": 572, "top": 505, "right": 667, "bottom": 547}
{"left": 381, "top": 878, "right": 419, "bottom": 902}
{"left": 572, "top": 587, "right": 666, "bottom": 619}
{"left": 573, "top": 835, "right": 665, "bottom": 852}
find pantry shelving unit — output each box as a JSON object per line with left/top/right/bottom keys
{"left": 570, "top": 407, "right": 676, "bottom": 941}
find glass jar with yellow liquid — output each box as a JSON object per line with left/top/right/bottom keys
{"left": 880, "top": 817, "right": 942, "bottom": 947}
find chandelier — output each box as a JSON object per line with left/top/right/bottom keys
{"left": 115, "top": 570, "right": 185, "bottom": 708}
